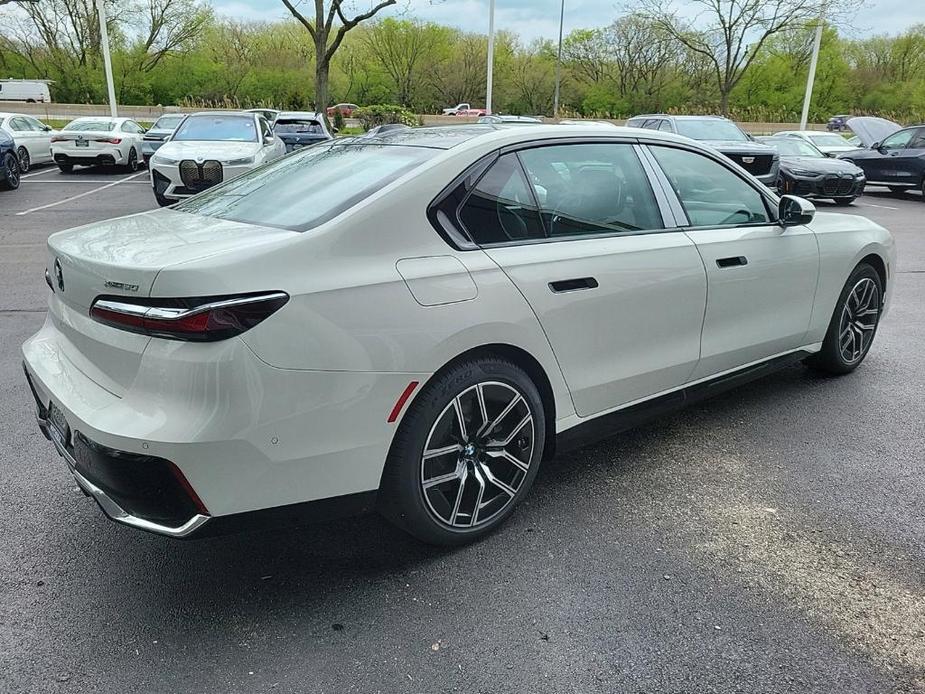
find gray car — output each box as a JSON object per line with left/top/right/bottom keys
{"left": 141, "top": 114, "right": 186, "bottom": 164}
{"left": 626, "top": 114, "right": 780, "bottom": 187}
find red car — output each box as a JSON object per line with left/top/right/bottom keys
{"left": 327, "top": 103, "right": 359, "bottom": 118}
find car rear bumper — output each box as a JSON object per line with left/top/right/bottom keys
{"left": 22, "top": 313, "right": 429, "bottom": 537}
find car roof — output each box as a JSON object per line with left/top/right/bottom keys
{"left": 630, "top": 114, "right": 729, "bottom": 121}
{"left": 342, "top": 123, "right": 711, "bottom": 151}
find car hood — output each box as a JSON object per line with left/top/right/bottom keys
{"left": 780, "top": 156, "right": 862, "bottom": 174}
{"left": 156, "top": 140, "right": 262, "bottom": 160}
{"left": 700, "top": 140, "right": 777, "bottom": 155}
{"left": 846, "top": 117, "right": 902, "bottom": 147}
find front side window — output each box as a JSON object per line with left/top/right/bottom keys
{"left": 879, "top": 129, "right": 914, "bottom": 151}
{"left": 172, "top": 115, "right": 258, "bottom": 142}
{"left": 458, "top": 153, "right": 544, "bottom": 244}
{"left": 650, "top": 146, "right": 770, "bottom": 227}
{"left": 518, "top": 143, "right": 664, "bottom": 236}
{"left": 176, "top": 142, "right": 437, "bottom": 232}
{"left": 906, "top": 128, "right": 925, "bottom": 149}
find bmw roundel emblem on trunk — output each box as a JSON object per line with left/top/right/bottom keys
{"left": 53, "top": 258, "right": 64, "bottom": 291}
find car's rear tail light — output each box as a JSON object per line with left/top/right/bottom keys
{"left": 50, "top": 136, "right": 68, "bottom": 143}
{"left": 89, "top": 292, "right": 289, "bottom": 341}
{"left": 95, "top": 137, "right": 122, "bottom": 144}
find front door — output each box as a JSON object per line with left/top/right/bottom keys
{"left": 646, "top": 144, "right": 820, "bottom": 380}
{"left": 458, "top": 143, "right": 707, "bottom": 417}
{"left": 864, "top": 128, "right": 918, "bottom": 185}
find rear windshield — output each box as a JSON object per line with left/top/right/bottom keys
{"left": 766, "top": 139, "right": 822, "bottom": 157}
{"left": 675, "top": 119, "right": 748, "bottom": 142}
{"left": 274, "top": 119, "right": 324, "bottom": 134}
{"left": 175, "top": 142, "right": 438, "bottom": 231}
{"left": 172, "top": 115, "right": 257, "bottom": 142}
{"left": 64, "top": 120, "right": 115, "bottom": 132}
{"left": 153, "top": 114, "right": 185, "bottom": 130}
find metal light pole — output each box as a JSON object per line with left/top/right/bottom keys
{"left": 486, "top": 0, "right": 495, "bottom": 115}
{"left": 553, "top": 0, "right": 565, "bottom": 118}
{"left": 799, "top": 16, "right": 825, "bottom": 130}
{"left": 94, "top": 0, "right": 118, "bottom": 117}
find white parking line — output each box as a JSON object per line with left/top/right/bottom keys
{"left": 23, "top": 180, "right": 150, "bottom": 184}
{"left": 15, "top": 171, "right": 148, "bottom": 216}
{"left": 857, "top": 202, "right": 900, "bottom": 211}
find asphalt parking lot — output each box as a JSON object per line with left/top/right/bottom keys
{"left": 1, "top": 167, "right": 924, "bottom": 693}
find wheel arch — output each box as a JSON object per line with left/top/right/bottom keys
{"left": 858, "top": 252, "right": 887, "bottom": 296}
{"left": 421, "top": 343, "right": 559, "bottom": 461}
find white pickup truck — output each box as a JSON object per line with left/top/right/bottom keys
{"left": 442, "top": 103, "right": 471, "bottom": 115}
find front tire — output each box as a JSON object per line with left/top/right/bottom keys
{"left": 17, "top": 146, "right": 30, "bottom": 173}
{"left": 1, "top": 152, "right": 21, "bottom": 190}
{"left": 805, "top": 263, "right": 882, "bottom": 375}
{"left": 379, "top": 356, "right": 546, "bottom": 545}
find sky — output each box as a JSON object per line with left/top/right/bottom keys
{"left": 211, "top": 0, "right": 925, "bottom": 43}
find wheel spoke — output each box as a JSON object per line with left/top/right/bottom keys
{"left": 480, "top": 464, "right": 517, "bottom": 497}
{"left": 479, "top": 393, "right": 522, "bottom": 439}
{"left": 448, "top": 466, "right": 469, "bottom": 525}
{"left": 423, "top": 465, "right": 464, "bottom": 489}
{"left": 452, "top": 395, "right": 468, "bottom": 442}
{"left": 469, "top": 463, "right": 486, "bottom": 526}
{"left": 476, "top": 384, "right": 489, "bottom": 434}
{"left": 485, "top": 447, "right": 530, "bottom": 473}
{"left": 423, "top": 443, "right": 462, "bottom": 460}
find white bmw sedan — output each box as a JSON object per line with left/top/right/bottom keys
{"left": 51, "top": 117, "right": 146, "bottom": 172}
{"left": 23, "top": 125, "right": 894, "bottom": 544}
{"left": 0, "top": 112, "right": 57, "bottom": 172}
{"left": 149, "top": 111, "right": 285, "bottom": 206}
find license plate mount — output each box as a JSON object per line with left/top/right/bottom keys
{"left": 47, "top": 401, "right": 71, "bottom": 449}
{"left": 75, "top": 139, "right": 89, "bottom": 148}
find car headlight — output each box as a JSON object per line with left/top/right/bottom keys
{"left": 225, "top": 156, "right": 254, "bottom": 166}
{"left": 151, "top": 154, "right": 179, "bottom": 165}
{"left": 854, "top": 171, "right": 866, "bottom": 178}
{"left": 787, "top": 168, "right": 814, "bottom": 176}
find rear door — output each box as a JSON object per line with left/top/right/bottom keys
{"left": 645, "top": 143, "right": 819, "bottom": 380}
{"left": 461, "top": 141, "right": 707, "bottom": 417}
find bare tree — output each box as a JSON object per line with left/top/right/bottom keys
{"left": 562, "top": 28, "right": 612, "bottom": 85}
{"left": 362, "top": 18, "right": 442, "bottom": 107}
{"left": 606, "top": 14, "right": 678, "bottom": 102}
{"left": 639, "top": 0, "right": 860, "bottom": 114}
{"left": 280, "top": 0, "right": 396, "bottom": 114}
{"left": 129, "top": 0, "right": 212, "bottom": 72}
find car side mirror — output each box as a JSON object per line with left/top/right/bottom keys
{"left": 43, "top": 125, "right": 52, "bottom": 132}
{"left": 264, "top": 135, "right": 274, "bottom": 145}
{"left": 870, "top": 141, "right": 880, "bottom": 150}
{"left": 778, "top": 195, "right": 815, "bottom": 227}
{"left": 332, "top": 127, "right": 339, "bottom": 134}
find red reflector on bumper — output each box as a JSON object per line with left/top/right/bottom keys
{"left": 388, "top": 381, "right": 419, "bottom": 423}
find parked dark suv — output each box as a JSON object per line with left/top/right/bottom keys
{"left": 626, "top": 115, "right": 779, "bottom": 187}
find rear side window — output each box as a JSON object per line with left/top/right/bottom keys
{"left": 176, "top": 142, "right": 437, "bottom": 231}
{"left": 458, "top": 153, "right": 544, "bottom": 244}
{"left": 518, "top": 143, "right": 664, "bottom": 236}
{"left": 649, "top": 146, "right": 770, "bottom": 227}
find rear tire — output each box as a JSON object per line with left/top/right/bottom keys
{"left": 57, "top": 163, "right": 74, "bottom": 174}
{"left": 804, "top": 263, "right": 882, "bottom": 375}
{"left": 833, "top": 196, "right": 856, "bottom": 206}
{"left": 1, "top": 152, "right": 21, "bottom": 190}
{"left": 17, "top": 146, "right": 30, "bottom": 173}
{"left": 378, "top": 356, "right": 546, "bottom": 545}
{"left": 125, "top": 147, "right": 139, "bottom": 172}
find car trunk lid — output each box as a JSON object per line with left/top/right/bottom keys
{"left": 46, "top": 209, "right": 298, "bottom": 393}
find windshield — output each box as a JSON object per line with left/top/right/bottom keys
{"left": 152, "top": 115, "right": 185, "bottom": 130}
{"left": 808, "top": 133, "right": 851, "bottom": 148}
{"left": 172, "top": 115, "right": 258, "bottom": 142}
{"left": 175, "top": 143, "right": 438, "bottom": 231}
{"left": 274, "top": 119, "right": 324, "bottom": 134}
{"left": 767, "top": 139, "right": 823, "bottom": 157}
{"left": 64, "top": 120, "right": 114, "bottom": 132}
{"left": 675, "top": 119, "right": 748, "bottom": 142}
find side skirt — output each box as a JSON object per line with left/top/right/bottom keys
{"left": 556, "top": 351, "right": 811, "bottom": 454}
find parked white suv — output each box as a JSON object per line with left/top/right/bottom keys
{"left": 23, "top": 125, "right": 894, "bottom": 544}
{"left": 149, "top": 111, "right": 285, "bottom": 206}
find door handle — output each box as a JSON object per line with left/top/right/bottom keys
{"left": 716, "top": 256, "right": 748, "bottom": 268}
{"left": 549, "top": 277, "right": 599, "bottom": 293}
